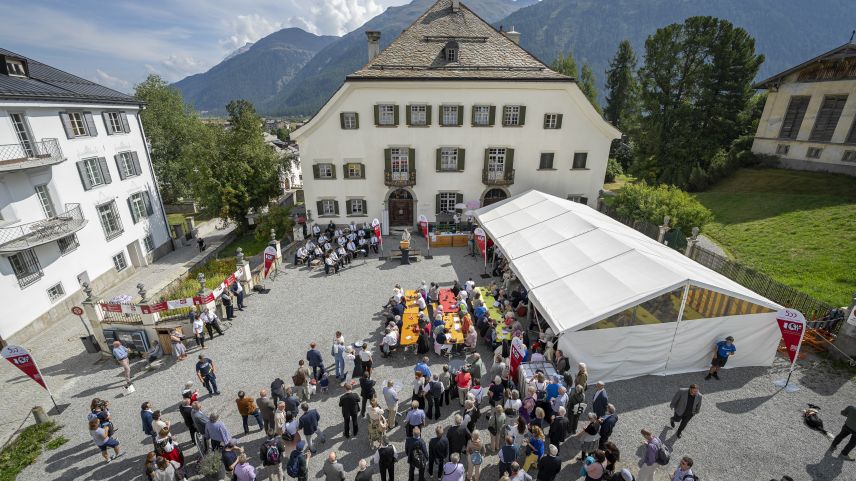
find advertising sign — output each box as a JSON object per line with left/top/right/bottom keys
{"left": 474, "top": 227, "right": 487, "bottom": 259}
{"left": 1, "top": 345, "right": 46, "bottom": 390}
{"left": 776, "top": 308, "right": 807, "bottom": 364}
{"left": 372, "top": 218, "right": 383, "bottom": 247}
{"left": 263, "top": 245, "right": 277, "bottom": 278}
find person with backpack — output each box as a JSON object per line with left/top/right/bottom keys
{"left": 260, "top": 430, "right": 285, "bottom": 481}
{"left": 372, "top": 438, "right": 397, "bottom": 481}
{"left": 670, "top": 456, "right": 694, "bottom": 481}
{"left": 406, "top": 426, "right": 429, "bottom": 481}
{"left": 285, "top": 440, "right": 308, "bottom": 481}
{"left": 638, "top": 429, "right": 665, "bottom": 481}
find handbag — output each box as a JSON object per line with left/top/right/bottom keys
{"left": 572, "top": 402, "right": 587, "bottom": 415}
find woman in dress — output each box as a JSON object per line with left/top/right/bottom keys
{"left": 154, "top": 426, "right": 184, "bottom": 467}
{"left": 466, "top": 430, "right": 486, "bottom": 481}
{"left": 367, "top": 398, "right": 387, "bottom": 449}
{"left": 170, "top": 329, "right": 187, "bottom": 361}
{"left": 575, "top": 412, "right": 601, "bottom": 461}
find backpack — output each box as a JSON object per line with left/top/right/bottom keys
{"left": 286, "top": 451, "right": 301, "bottom": 478}
{"left": 655, "top": 440, "right": 671, "bottom": 465}
{"left": 264, "top": 440, "right": 280, "bottom": 465}
{"left": 411, "top": 445, "right": 426, "bottom": 468}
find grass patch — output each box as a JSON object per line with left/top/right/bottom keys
{"left": 217, "top": 231, "right": 269, "bottom": 259}
{"left": 695, "top": 168, "right": 856, "bottom": 306}
{"left": 0, "top": 421, "right": 62, "bottom": 481}
{"left": 45, "top": 435, "right": 67, "bottom": 450}
{"left": 603, "top": 174, "right": 635, "bottom": 192}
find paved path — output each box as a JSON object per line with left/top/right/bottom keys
{"left": 697, "top": 234, "right": 727, "bottom": 257}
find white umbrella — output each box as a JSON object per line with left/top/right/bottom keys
{"left": 454, "top": 203, "right": 467, "bottom": 210}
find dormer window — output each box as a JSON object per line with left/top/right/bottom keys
{"left": 5, "top": 59, "right": 26, "bottom": 77}
{"left": 444, "top": 41, "right": 459, "bottom": 62}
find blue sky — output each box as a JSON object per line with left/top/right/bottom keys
{"left": 0, "top": 0, "right": 410, "bottom": 92}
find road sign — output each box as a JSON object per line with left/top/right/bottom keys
{"left": 71, "top": 306, "right": 84, "bottom": 316}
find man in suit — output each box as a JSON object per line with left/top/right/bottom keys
{"left": 428, "top": 425, "right": 449, "bottom": 480}
{"left": 536, "top": 444, "right": 562, "bottom": 481}
{"left": 548, "top": 406, "right": 570, "bottom": 453}
{"left": 591, "top": 381, "right": 609, "bottom": 418}
{"left": 140, "top": 401, "right": 155, "bottom": 441}
{"left": 256, "top": 389, "right": 276, "bottom": 434}
{"left": 306, "top": 342, "right": 325, "bottom": 380}
{"left": 339, "top": 383, "right": 361, "bottom": 438}
{"left": 445, "top": 414, "right": 471, "bottom": 458}
{"left": 670, "top": 384, "right": 702, "bottom": 438}
{"left": 599, "top": 404, "right": 618, "bottom": 448}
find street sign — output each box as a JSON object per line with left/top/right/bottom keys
{"left": 71, "top": 306, "right": 84, "bottom": 316}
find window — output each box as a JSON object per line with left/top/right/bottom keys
{"left": 502, "top": 105, "right": 525, "bottom": 126}
{"left": 487, "top": 148, "right": 506, "bottom": 172}
{"left": 806, "top": 147, "right": 823, "bottom": 159}
{"left": 441, "top": 105, "right": 460, "bottom": 126}
{"left": 128, "top": 191, "right": 153, "bottom": 223}
{"left": 112, "top": 252, "right": 128, "bottom": 272}
{"left": 68, "top": 112, "right": 87, "bottom": 137}
{"left": 543, "top": 114, "right": 562, "bottom": 129}
{"left": 58, "top": 234, "right": 79, "bottom": 254}
{"left": 438, "top": 192, "right": 458, "bottom": 213}
{"left": 810, "top": 95, "right": 848, "bottom": 142}
{"left": 377, "top": 104, "right": 396, "bottom": 126}
{"left": 340, "top": 112, "right": 358, "bottom": 130}
{"left": 775, "top": 144, "right": 790, "bottom": 156}
{"left": 847, "top": 119, "right": 856, "bottom": 144}
{"left": 390, "top": 148, "right": 409, "bottom": 179}
{"left": 9, "top": 113, "right": 34, "bottom": 157}
{"left": 440, "top": 147, "right": 458, "bottom": 171}
{"left": 97, "top": 201, "right": 123, "bottom": 240}
{"left": 567, "top": 195, "right": 589, "bottom": 205}
{"left": 348, "top": 199, "right": 365, "bottom": 215}
{"left": 76, "top": 157, "right": 111, "bottom": 190}
{"left": 104, "top": 112, "right": 128, "bottom": 134}
{"left": 409, "top": 105, "right": 428, "bottom": 126}
{"left": 8, "top": 249, "right": 42, "bottom": 288}
{"left": 115, "top": 151, "right": 140, "bottom": 179}
{"left": 842, "top": 151, "right": 856, "bottom": 163}
{"left": 539, "top": 153, "right": 555, "bottom": 170}
{"left": 314, "top": 163, "right": 334, "bottom": 179}
{"left": 472, "top": 106, "right": 492, "bottom": 126}
{"left": 143, "top": 235, "right": 155, "bottom": 252}
{"left": 446, "top": 47, "right": 458, "bottom": 62}
{"left": 6, "top": 59, "right": 26, "bottom": 77}
{"left": 47, "top": 283, "right": 65, "bottom": 302}
{"left": 34, "top": 185, "right": 56, "bottom": 218}
{"left": 321, "top": 199, "right": 337, "bottom": 216}
{"left": 346, "top": 162, "right": 363, "bottom": 179}
{"left": 779, "top": 96, "right": 810, "bottom": 139}
{"left": 572, "top": 152, "right": 588, "bottom": 169}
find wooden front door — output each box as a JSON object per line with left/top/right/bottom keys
{"left": 388, "top": 189, "right": 414, "bottom": 226}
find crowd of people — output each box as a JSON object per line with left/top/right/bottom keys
{"left": 294, "top": 221, "right": 380, "bottom": 274}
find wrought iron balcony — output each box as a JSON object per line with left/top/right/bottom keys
{"left": 0, "top": 203, "right": 87, "bottom": 253}
{"left": 384, "top": 170, "right": 416, "bottom": 187}
{"left": 482, "top": 169, "right": 515, "bottom": 185}
{"left": 0, "top": 139, "right": 65, "bottom": 172}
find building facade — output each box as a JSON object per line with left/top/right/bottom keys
{"left": 752, "top": 42, "right": 856, "bottom": 176}
{"left": 292, "top": 0, "right": 620, "bottom": 230}
{"left": 0, "top": 49, "right": 172, "bottom": 342}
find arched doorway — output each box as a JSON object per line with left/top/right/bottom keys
{"left": 388, "top": 189, "right": 414, "bottom": 226}
{"left": 482, "top": 188, "right": 508, "bottom": 207}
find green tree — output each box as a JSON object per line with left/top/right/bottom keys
{"left": 604, "top": 40, "right": 639, "bottom": 131}
{"left": 551, "top": 52, "right": 578, "bottom": 79}
{"left": 275, "top": 127, "right": 290, "bottom": 142}
{"left": 612, "top": 182, "right": 713, "bottom": 233}
{"left": 633, "top": 17, "right": 764, "bottom": 188}
{"left": 579, "top": 64, "right": 601, "bottom": 113}
{"left": 254, "top": 205, "right": 295, "bottom": 242}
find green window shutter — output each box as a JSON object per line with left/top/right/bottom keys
{"left": 346, "top": 200, "right": 353, "bottom": 215}
{"left": 384, "top": 149, "right": 392, "bottom": 172}
{"left": 406, "top": 105, "right": 412, "bottom": 126}
{"left": 488, "top": 106, "right": 496, "bottom": 126}
{"left": 436, "top": 148, "right": 442, "bottom": 171}
{"left": 330, "top": 164, "right": 337, "bottom": 179}
{"left": 408, "top": 148, "right": 416, "bottom": 172}
{"left": 316, "top": 201, "right": 323, "bottom": 215}
{"left": 470, "top": 106, "right": 477, "bottom": 126}
{"left": 435, "top": 194, "right": 441, "bottom": 215}
{"left": 456, "top": 105, "right": 463, "bottom": 126}
{"left": 426, "top": 105, "right": 432, "bottom": 125}
{"left": 374, "top": 105, "right": 380, "bottom": 126}
{"left": 483, "top": 148, "right": 490, "bottom": 174}
{"left": 455, "top": 193, "right": 463, "bottom": 206}
{"left": 334, "top": 201, "right": 340, "bottom": 215}
{"left": 519, "top": 106, "right": 526, "bottom": 125}
{"left": 362, "top": 200, "right": 368, "bottom": 214}
{"left": 393, "top": 105, "right": 400, "bottom": 126}
{"left": 340, "top": 112, "right": 346, "bottom": 129}
{"left": 143, "top": 191, "right": 154, "bottom": 215}
{"left": 354, "top": 113, "right": 359, "bottom": 129}
{"left": 359, "top": 163, "right": 366, "bottom": 179}
{"left": 556, "top": 114, "right": 563, "bottom": 129}
{"left": 313, "top": 164, "right": 320, "bottom": 179}
{"left": 543, "top": 114, "right": 549, "bottom": 129}
{"left": 128, "top": 197, "right": 139, "bottom": 224}
{"left": 501, "top": 106, "right": 508, "bottom": 126}
{"left": 506, "top": 149, "right": 515, "bottom": 172}
{"left": 457, "top": 148, "right": 465, "bottom": 171}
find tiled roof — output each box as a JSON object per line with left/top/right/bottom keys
{"left": 753, "top": 42, "right": 856, "bottom": 89}
{"left": 0, "top": 48, "right": 139, "bottom": 105}
{"left": 347, "top": 0, "right": 570, "bottom": 82}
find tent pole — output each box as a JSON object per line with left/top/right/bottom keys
{"left": 664, "top": 283, "right": 691, "bottom": 374}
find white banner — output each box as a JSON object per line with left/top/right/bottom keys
{"left": 166, "top": 297, "right": 194, "bottom": 310}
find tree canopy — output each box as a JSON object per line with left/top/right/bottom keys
{"left": 604, "top": 40, "right": 639, "bottom": 132}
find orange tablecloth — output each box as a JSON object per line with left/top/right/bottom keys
{"left": 442, "top": 313, "right": 465, "bottom": 344}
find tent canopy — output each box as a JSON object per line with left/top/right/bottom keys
{"left": 474, "top": 190, "right": 781, "bottom": 335}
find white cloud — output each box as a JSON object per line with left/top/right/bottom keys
{"left": 283, "top": 0, "right": 388, "bottom": 36}
{"left": 221, "top": 14, "right": 285, "bottom": 50}
{"left": 95, "top": 69, "right": 130, "bottom": 90}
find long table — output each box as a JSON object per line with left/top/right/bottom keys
{"left": 400, "top": 290, "right": 428, "bottom": 346}
{"left": 477, "top": 286, "right": 503, "bottom": 319}
{"left": 442, "top": 313, "right": 465, "bottom": 344}
{"left": 439, "top": 288, "right": 458, "bottom": 313}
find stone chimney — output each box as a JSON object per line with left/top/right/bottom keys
{"left": 366, "top": 31, "right": 381, "bottom": 61}
{"left": 452, "top": 0, "right": 460, "bottom": 12}
{"left": 503, "top": 26, "right": 520, "bottom": 45}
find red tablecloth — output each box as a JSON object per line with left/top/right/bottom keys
{"left": 439, "top": 288, "right": 458, "bottom": 313}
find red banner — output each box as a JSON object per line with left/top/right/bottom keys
{"left": 263, "top": 245, "right": 277, "bottom": 278}
{"left": 474, "top": 227, "right": 487, "bottom": 259}
{"left": 776, "top": 308, "right": 806, "bottom": 364}
{"left": 2, "top": 345, "right": 46, "bottom": 390}
{"left": 372, "top": 218, "right": 383, "bottom": 247}
{"left": 193, "top": 293, "right": 215, "bottom": 305}
{"left": 141, "top": 302, "right": 168, "bottom": 314}
{"left": 509, "top": 337, "right": 525, "bottom": 381}
{"left": 100, "top": 303, "right": 122, "bottom": 313}
{"left": 418, "top": 214, "right": 429, "bottom": 238}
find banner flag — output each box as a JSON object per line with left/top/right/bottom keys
{"left": 141, "top": 302, "right": 168, "bottom": 314}
{"left": 263, "top": 245, "right": 277, "bottom": 278}
{"left": 372, "top": 218, "right": 383, "bottom": 247}
{"left": 509, "top": 337, "right": 526, "bottom": 381}
{"left": 776, "top": 308, "right": 807, "bottom": 364}
{"left": 474, "top": 227, "right": 487, "bottom": 265}
{"left": 2, "top": 345, "right": 47, "bottom": 390}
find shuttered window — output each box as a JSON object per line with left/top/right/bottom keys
{"left": 103, "top": 111, "right": 130, "bottom": 135}
{"left": 347, "top": 199, "right": 367, "bottom": 215}
{"left": 778, "top": 96, "right": 810, "bottom": 140}
{"left": 472, "top": 105, "right": 494, "bottom": 126}
{"left": 76, "top": 157, "right": 112, "bottom": 190}
{"left": 340, "top": 112, "right": 359, "bottom": 129}
{"left": 502, "top": 105, "right": 526, "bottom": 126}
{"left": 128, "top": 191, "right": 154, "bottom": 224}
{"left": 810, "top": 95, "right": 848, "bottom": 142}
{"left": 60, "top": 111, "right": 97, "bottom": 138}
{"left": 539, "top": 153, "right": 555, "bottom": 169}
{"left": 97, "top": 201, "right": 124, "bottom": 240}
{"left": 847, "top": 119, "right": 856, "bottom": 145}
{"left": 115, "top": 151, "right": 142, "bottom": 179}
{"left": 543, "top": 114, "right": 563, "bottom": 129}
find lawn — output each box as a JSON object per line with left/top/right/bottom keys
{"left": 217, "top": 231, "right": 269, "bottom": 259}
{"left": 695, "top": 168, "right": 856, "bottom": 306}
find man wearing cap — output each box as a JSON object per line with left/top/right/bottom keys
{"left": 706, "top": 336, "right": 736, "bottom": 380}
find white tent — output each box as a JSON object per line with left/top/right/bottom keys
{"left": 474, "top": 190, "right": 782, "bottom": 383}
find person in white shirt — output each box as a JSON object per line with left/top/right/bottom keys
{"left": 337, "top": 236, "right": 346, "bottom": 246}
{"left": 465, "top": 278, "right": 476, "bottom": 293}
{"left": 346, "top": 240, "right": 357, "bottom": 260}
{"left": 358, "top": 237, "right": 368, "bottom": 256}
{"left": 323, "top": 242, "right": 333, "bottom": 251}
{"left": 381, "top": 328, "right": 398, "bottom": 357}
{"left": 337, "top": 246, "right": 349, "bottom": 266}
{"left": 312, "top": 224, "right": 321, "bottom": 238}
{"left": 416, "top": 295, "right": 427, "bottom": 311}
{"left": 200, "top": 308, "right": 223, "bottom": 340}
{"left": 295, "top": 246, "right": 308, "bottom": 265}
{"left": 324, "top": 255, "right": 336, "bottom": 275}
{"left": 318, "top": 234, "right": 327, "bottom": 244}
{"left": 192, "top": 314, "right": 206, "bottom": 349}
{"left": 370, "top": 235, "right": 379, "bottom": 253}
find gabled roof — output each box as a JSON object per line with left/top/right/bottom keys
{"left": 753, "top": 42, "right": 856, "bottom": 89}
{"left": 474, "top": 190, "right": 780, "bottom": 334}
{"left": 0, "top": 48, "right": 139, "bottom": 105}
{"left": 347, "top": 0, "right": 569, "bottom": 82}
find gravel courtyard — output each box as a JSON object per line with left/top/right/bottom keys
{"left": 9, "top": 237, "right": 856, "bottom": 481}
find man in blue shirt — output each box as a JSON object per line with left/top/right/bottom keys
{"left": 706, "top": 336, "right": 736, "bottom": 380}
{"left": 111, "top": 341, "right": 131, "bottom": 387}
{"left": 196, "top": 355, "right": 220, "bottom": 395}
{"left": 414, "top": 357, "right": 432, "bottom": 379}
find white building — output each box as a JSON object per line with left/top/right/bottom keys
{"left": 752, "top": 42, "right": 856, "bottom": 176}
{"left": 0, "top": 49, "right": 172, "bottom": 343}
{"left": 292, "top": 0, "right": 620, "bottom": 230}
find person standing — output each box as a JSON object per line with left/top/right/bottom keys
{"left": 259, "top": 430, "right": 285, "bottom": 481}
{"left": 670, "top": 457, "right": 694, "bottom": 481}
{"left": 599, "top": 404, "right": 618, "bottom": 448}
{"left": 89, "top": 418, "right": 124, "bottom": 463}
{"left": 195, "top": 355, "right": 220, "bottom": 396}
{"left": 323, "top": 452, "right": 346, "bottom": 481}
{"left": 446, "top": 414, "right": 471, "bottom": 459}
{"left": 201, "top": 307, "right": 224, "bottom": 340}
{"left": 111, "top": 341, "right": 132, "bottom": 387}
{"left": 591, "top": 382, "right": 608, "bottom": 418}
{"left": 441, "top": 453, "right": 465, "bottom": 481}
{"left": 498, "top": 435, "right": 519, "bottom": 477}
{"left": 575, "top": 363, "right": 588, "bottom": 391}
{"left": 355, "top": 459, "right": 373, "bottom": 481}
{"left": 360, "top": 372, "right": 377, "bottom": 418}
{"left": 298, "top": 402, "right": 325, "bottom": 453}
{"left": 830, "top": 404, "right": 856, "bottom": 460}
{"left": 332, "top": 336, "right": 345, "bottom": 380}
{"left": 406, "top": 426, "right": 429, "bottom": 481}
{"left": 191, "top": 402, "right": 210, "bottom": 453}
{"left": 373, "top": 438, "right": 398, "bottom": 481}
{"left": 405, "top": 400, "right": 427, "bottom": 438}
{"left": 568, "top": 385, "right": 586, "bottom": 432}
{"left": 307, "top": 342, "right": 325, "bottom": 380}
{"left": 257, "top": 389, "right": 277, "bottom": 434}
{"left": 425, "top": 374, "right": 444, "bottom": 421}
{"left": 293, "top": 360, "right": 312, "bottom": 402}
{"left": 455, "top": 368, "right": 472, "bottom": 407}
{"left": 360, "top": 343, "right": 374, "bottom": 377}
{"left": 178, "top": 399, "right": 197, "bottom": 446}
{"left": 465, "top": 430, "right": 486, "bottom": 481}
{"left": 428, "top": 426, "right": 449, "bottom": 480}
{"left": 705, "top": 336, "right": 735, "bottom": 380}
{"left": 230, "top": 280, "right": 245, "bottom": 311}
{"left": 367, "top": 398, "right": 388, "bottom": 449}
{"left": 235, "top": 391, "right": 264, "bottom": 434}
{"left": 192, "top": 313, "right": 206, "bottom": 350}
{"left": 141, "top": 402, "right": 155, "bottom": 441}
{"left": 234, "top": 454, "right": 256, "bottom": 481}
{"left": 536, "top": 444, "right": 562, "bottom": 481}
{"left": 383, "top": 380, "right": 400, "bottom": 428}
{"left": 220, "top": 289, "right": 235, "bottom": 320}
{"left": 638, "top": 429, "right": 662, "bottom": 481}
{"left": 339, "top": 384, "right": 361, "bottom": 438}
{"left": 205, "top": 413, "right": 231, "bottom": 450}
{"left": 548, "top": 407, "right": 569, "bottom": 453}
{"left": 271, "top": 378, "right": 286, "bottom": 406}
{"left": 669, "top": 384, "right": 702, "bottom": 438}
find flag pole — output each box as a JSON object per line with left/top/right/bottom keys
{"left": 32, "top": 357, "right": 59, "bottom": 412}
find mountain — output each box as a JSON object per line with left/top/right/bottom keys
{"left": 265, "top": 0, "right": 537, "bottom": 115}
{"left": 223, "top": 42, "right": 254, "bottom": 62}
{"left": 173, "top": 28, "right": 337, "bottom": 114}
{"left": 498, "top": 0, "right": 856, "bottom": 103}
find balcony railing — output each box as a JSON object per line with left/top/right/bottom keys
{"left": 0, "top": 203, "right": 88, "bottom": 253}
{"left": 482, "top": 169, "right": 515, "bottom": 185}
{"left": 0, "top": 139, "right": 64, "bottom": 171}
{"left": 384, "top": 170, "right": 416, "bottom": 187}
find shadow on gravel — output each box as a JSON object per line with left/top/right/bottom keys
{"left": 715, "top": 391, "right": 779, "bottom": 414}
{"left": 40, "top": 350, "right": 106, "bottom": 380}
{"left": 806, "top": 449, "right": 848, "bottom": 481}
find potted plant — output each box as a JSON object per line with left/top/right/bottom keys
{"left": 197, "top": 452, "right": 222, "bottom": 480}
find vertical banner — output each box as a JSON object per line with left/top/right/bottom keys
{"left": 2, "top": 345, "right": 47, "bottom": 390}
{"left": 509, "top": 337, "right": 526, "bottom": 382}
{"left": 372, "top": 218, "right": 383, "bottom": 248}
{"left": 418, "top": 214, "right": 430, "bottom": 253}
{"left": 474, "top": 227, "right": 487, "bottom": 267}
{"left": 263, "top": 245, "right": 277, "bottom": 279}
{"left": 776, "top": 308, "right": 807, "bottom": 365}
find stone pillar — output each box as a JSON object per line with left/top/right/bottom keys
{"left": 657, "top": 215, "right": 671, "bottom": 244}
{"left": 236, "top": 248, "right": 254, "bottom": 291}
{"left": 196, "top": 273, "right": 219, "bottom": 319}
{"left": 293, "top": 224, "right": 304, "bottom": 242}
{"left": 137, "top": 283, "right": 159, "bottom": 326}
{"left": 685, "top": 227, "right": 700, "bottom": 257}
{"left": 81, "top": 282, "right": 109, "bottom": 355}
{"left": 831, "top": 295, "right": 856, "bottom": 361}
{"left": 271, "top": 229, "right": 282, "bottom": 267}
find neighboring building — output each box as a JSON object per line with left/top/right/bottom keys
{"left": 0, "top": 49, "right": 172, "bottom": 343}
{"left": 752, "top": 42, "right": 856, "bottom": 176}
{"left": 291, "top": 0, "right": 620, "bottom": 230}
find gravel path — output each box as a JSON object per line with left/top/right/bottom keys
{"left": 10, "top": 236, "right": 856, "bottom": 481}
{"left": 696, "top": 234, "right": 727, "bottom": 257}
